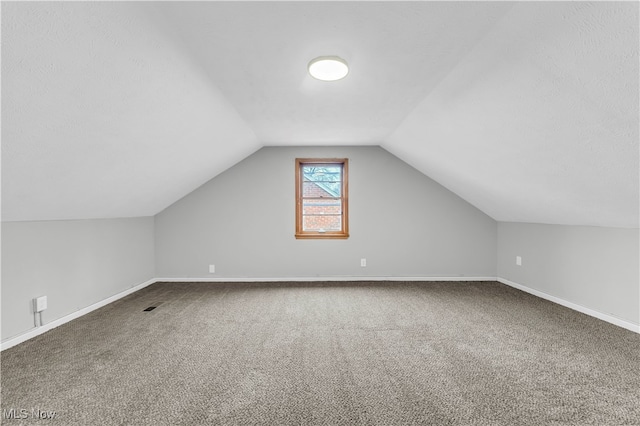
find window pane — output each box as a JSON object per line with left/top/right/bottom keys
{"left": 303, "top": 199, "right": 342, "bottom": 215}
{"left": 302, "top": 165, "right": 341, "bottom": 181}
{"left": 301, "top": 165, "right": 342, "bottom": 196}
{"left": 302, "top": 181, "right": 341, "bottom": 197}
{"left": 303, "top": 215, "right": 342, "bottom": 232}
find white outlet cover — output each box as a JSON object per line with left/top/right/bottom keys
{"left": 516, "top": 256, "right": 522, "bottom": 266}
{"left": 35, "top": 296, "right": 47, "bottom": 312}
{"left": 209, "top": 265, "right": 215, "bottom": 273}
{"left": 361, "top": 258, "right": 367, "bottom": 267}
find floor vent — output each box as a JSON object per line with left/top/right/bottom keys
{"left": 143, "top": 306, "right": 157, "bottom": 312}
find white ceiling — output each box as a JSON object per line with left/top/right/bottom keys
{"left": 2, "top": 1, "right": 638, "bottom": 227}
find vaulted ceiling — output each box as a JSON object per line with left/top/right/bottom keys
{"left": 2, "top": 1, "right": 638, "bottom": 227}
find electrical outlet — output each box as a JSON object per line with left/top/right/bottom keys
{"left": 360, "top": 258, "right": 367, "bottom": 267}
{"left": 35, "top": 296, "right": 47, "bottom": 312}
{"left": 209, "top": 264, "right": 216, "bottom": 273}
{"left": 516, "top": 256, "right": 522, "bottom": 266}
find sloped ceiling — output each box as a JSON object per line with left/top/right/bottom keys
{"left": 2, "top": 2, "right": 638, "bottom": 227}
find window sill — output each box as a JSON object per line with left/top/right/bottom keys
{"left": 295, "top": 233, "right": 350, "bottom": 240}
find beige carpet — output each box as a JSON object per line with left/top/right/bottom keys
{"left": 1, "top": 281, "right": 639, "bottom": 425}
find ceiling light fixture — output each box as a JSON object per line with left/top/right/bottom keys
{"left": 308, "top": 56, "right": 349, "bottom": 81}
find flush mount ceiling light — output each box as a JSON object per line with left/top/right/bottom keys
{"left": 308, "top": 56, "right": 349, "bottom": 81}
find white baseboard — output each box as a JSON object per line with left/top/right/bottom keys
{"left": 0, "top": 278, "right": 156, "bottom": 351}
{"left": 155, "top": 276, "right": 498, "bottom": 282}
{"left": 498, "top": 277, "right": 640, "bottom": 334}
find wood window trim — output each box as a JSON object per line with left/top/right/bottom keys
{"left": 295, "top": 158, "right": 349, "bottom": 239}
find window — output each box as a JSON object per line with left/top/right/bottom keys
{"left": 295, "top": 158, "right": 349, "bottom": 239}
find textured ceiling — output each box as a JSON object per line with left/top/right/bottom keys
{"left": 2, "top": 2, "right": 638, "bottom": 227}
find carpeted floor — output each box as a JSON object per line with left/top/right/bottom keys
{"left": 1, "top": 281, "right": 639, "bottom": 425}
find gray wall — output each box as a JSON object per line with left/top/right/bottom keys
{"left": 3, "top": 147, "right": 637, "bottom": 343}
{"left": 497, "top": 222, "right": 639, "bottom": 325}
{"left": 155, "top": 146, "right": 497, "bottom": 279}
{"left": 1, "top": 217, "right": 155, "bottom": 341}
